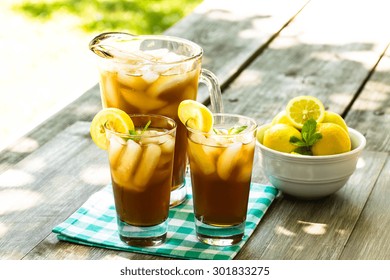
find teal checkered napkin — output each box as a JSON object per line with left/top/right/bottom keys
{"left": 53, "top": 179, "right": 278, "bottom": 260}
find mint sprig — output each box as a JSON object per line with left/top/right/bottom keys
{"left": 289, "top": 118, "right": 322, "bottom": 155}
{"left": 213, "top": 125, "right": 247, "bottom": 135}
{"left": 123, "top": 120, "right": 151, "bottom": 141}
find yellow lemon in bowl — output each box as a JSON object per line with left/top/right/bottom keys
{"left": 285, "top": 95, "right": 325, "bottom": 129}
{"left": 271, "top": 110, "right": 295, "bottom": 126}
{"left": 263, "top": 124, "right": 302, "bottom": 153}
{"left": 311, "top": 123, "right": 351, "bottom": 156}
{"left": 322, "top": 111, "right": 348, "bottom": 132}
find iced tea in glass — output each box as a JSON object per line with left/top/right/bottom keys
{"left": 89, "top": 32, "right": 223, "bottom": 207}
{"left": 105, "top": 114, "right": 176, "bottom": 246}
{"left": 186, "top": 113, "right": 257, "bottom": 246}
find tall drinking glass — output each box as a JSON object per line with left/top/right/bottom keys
{"left": 105, "top": 114, "right": 176, "bottom": 246}
{"left": 186, "top": 113, "right": 257, "bottom": 246}
{"left": 89, "top": 32, "right": 223, "bottom": 207}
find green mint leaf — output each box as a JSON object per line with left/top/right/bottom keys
{"left": 141, "top": 120, "right": 151, "bottom": 134}
{"left": 307, "top": 132, "right": 322, "bottom": 146}
{"left": 289, "top": 118, "right": 322, "bottom": 154}
{"left": 301, "top": 118, "right": 317, "bottom": 143}
{"left": 228, "top": 125, "right": 247, "bottom": 135}
{"left": 294, "top": 146, "right": 313, "bottom": 155}
{"left": 290, "top": 136, "right": 307, "bottom": 147}
{"left": 123, "top": 120, "right": 152, "bottom": 142}
{"left": 213, "top": 128, "right": 222, "bottom": 135}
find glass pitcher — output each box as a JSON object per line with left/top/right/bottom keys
{"left": 89, "top": 32, "right": 223, "bottom": 207}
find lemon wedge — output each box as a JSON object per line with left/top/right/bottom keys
{"left": 285, "top": 95, "right": 325, "bottom": 129}
{"left": 178, "top": 100, "right": 213, "bottom": 132}
{"left": 90, "top": 108, "right": 134, "bottom": 150}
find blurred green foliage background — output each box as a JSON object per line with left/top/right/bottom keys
{"left": 13, "top": 0, "right": 202, "bottom": 34}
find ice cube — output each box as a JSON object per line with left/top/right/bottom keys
{"left": 188, "top": 140, "right": 216, "bottom": 175}
{"left": 100, "top": 71, "right": 121, "bottom": 107}
{"left": 139, "top": 131, "right": 163, "bottom": 145}
{"left": 236, "top": 163, "right": 253, "bottom": 183}
{"left": 217, "top": 142, "right": 242, "bottom": 180}
{"left": 141, "top": 68, "right": 159, "bottom": 83}
{"left": 120, "top": 87, "right": 168, "bottom": 112}
{"left": 236, "top": 133, "right": 254, "bottom": 144}
{"left": 133, "top": 144, "right": 162, "bottom": 191}
{"left": 130, "top": 50, "right": 155, "bottom": 62}
{"left": 161, "top": 52, "right": 186, "bottom": 63}
{"left": 236, "top": 142, "right": 255, "bottom": 182}
{"left": 208, "top": 134, "right": 232, "bottom": 146}
{"left": 143, "top": 48, "right": 170, "bottom": 59}
{"left": 146, "top": 73, "right": 187, "bottom": 98}
{"left": 159, "top": 135, "right": 175, "bottom": 154}
{"left": 112, "top": 139, "right": 142, "bottom": 187}
{"left": 189, "top": 133, "right": 207, "bottom": 144}
{"left": 108, "top": 134, "right": 125, "bottom": 167}
{"left": 117, "top": 71, "right": 149, "bottom": 91}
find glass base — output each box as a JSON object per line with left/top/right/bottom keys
{"left": 170, "top": 182, "right": 187, "bottom": 208}
{"left": 117, "top": 219, "right": 167, "bottom": 247}
{"left": 195, "top": 218, "right": 245, "bottom": 246}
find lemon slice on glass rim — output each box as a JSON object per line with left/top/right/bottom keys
{"left": 178, "top": 100, "right": 213, "bottom": 132}
{"left": 90, "top": 108, "right": 134, "bottom": 150}
{"left": 285, "top": 95, "right": 325, "bottom": 129}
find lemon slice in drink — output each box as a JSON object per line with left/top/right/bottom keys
{"left": 90, "top": 108, "right": 134, "bottom": 150}
{"left": 285, "top": 95, "right": 325, "bottom": 129}
{"left": 178, "top": 100, "right": 213, "bottom": 132}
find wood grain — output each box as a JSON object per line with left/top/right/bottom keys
{"left": 340, "top": 156, "right": 390, "bottom": 260}
{"left": 240, "top": 151, "right": 387, "bottom": 260}
{"left": 218, "top": 0, "right": 390, "bottom": 126}
{"left": 0, "top": 122, "right": 109, "bottom": 259}
{"left": 345, "top": 45, "right": 390, "bottom": 153}
{"left": 165, "top": 0, "right": 309, "bottom": 88}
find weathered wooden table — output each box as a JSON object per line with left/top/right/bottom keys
{"left": 1, "top": 0, "right": 389, "bottom": 260}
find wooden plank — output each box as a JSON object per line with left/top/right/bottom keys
{"left": 240, "top": 151, "right": 387, "bottom": 259}
{"left": 166, "top": 0, "right": 309, "bottom": 88}
{"left": 0, "top": 84, "right": 102, "bottom": 173}
{"left": 340, "top": 155, "right": 390, "bottom": 260}
{"left": 0, "top": 122, "right": 110, "bottom": 259}
{"left": 345, "top": 45, "right": 390, "bottom": 153}
{"left": 23, "top": 234, "right": 166, "bottom": 260}
{"left": 217, "top": 0, "right": 390, "bottom": 126}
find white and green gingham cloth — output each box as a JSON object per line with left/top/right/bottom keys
{"left": 53, "top": 179, "right": 278, "bottom": 260}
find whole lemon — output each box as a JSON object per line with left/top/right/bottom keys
{"left": 311, "top": 123, "right": 351, "bottom": 156}
{"left": 263, "top": 124, "right": 302, "bottom": 153}
{"left": 271, "top": 111, "right": 295, "bottom": 126}
{"left": 256, "top": 123, "right": 272, "bottom": 144}
{"left": 322, "top": 111, "right": 348, "bottom": 132}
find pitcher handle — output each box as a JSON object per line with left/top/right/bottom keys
{"left": 199, "top": 69, "right": 224, "bottom": 113}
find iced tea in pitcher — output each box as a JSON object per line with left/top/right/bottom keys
{"left": 90, "top": 33, "right": 223, "bottom": 206}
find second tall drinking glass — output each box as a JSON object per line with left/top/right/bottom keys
{"left": 186, "top": 114, "right": 258, "bottom": 246}
{"left": 89, "top": 32, "right": 223, "bottom": 207}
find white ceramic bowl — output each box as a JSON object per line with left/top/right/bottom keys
{"left": 256, "top": 124, "right": 366, "bottom": 199}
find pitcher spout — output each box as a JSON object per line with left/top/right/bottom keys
{"left": 89, "top": 32, "right": 138, "bottom": 59}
